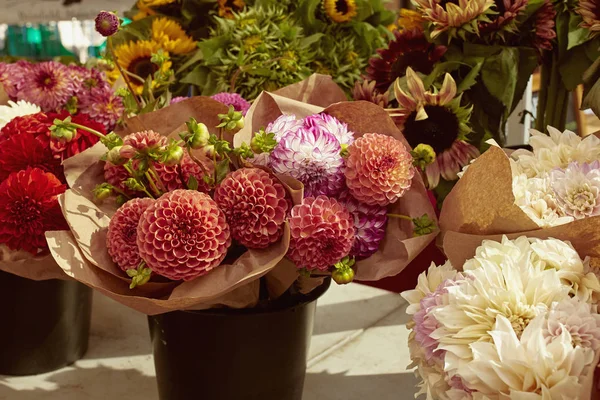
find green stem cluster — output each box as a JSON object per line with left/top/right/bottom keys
{"left": 536, "top": 51, "right": 570, "bottom": 132}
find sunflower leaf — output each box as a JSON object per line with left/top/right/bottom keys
{"left": 567, "top": 14, "right": 591, "bottom": 50}
{"left": 456, "top": 59, "right": 483, "bottom": 93}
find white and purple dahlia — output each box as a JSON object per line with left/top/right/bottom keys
{"left": 266, "top": 114, "right": 303, "bottom": 142}
{"left": 304, "top": 113, "right": 354, "bottom": 147}
{"left": 338, "top": 190, "right": 388, "bottom": 259}
{"left": 550, "top": 161, "right": 600, "bottom": 219}
{"left": 270, "top": 127, "right": 345, "bottom": 197}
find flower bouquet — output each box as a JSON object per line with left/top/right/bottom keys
{"left": 403, "top": 235, "right": 600, "bottom": 399}
{"left": 439, "top": 127, "right": 600, "bottom": 268}
{"left": 0, "top": 61, "right": 121, "bottom": 375}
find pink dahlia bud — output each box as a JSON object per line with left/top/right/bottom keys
{"left": 123, "top": 130, "right": 167, "bottom": 153}
{"left": 95, "top": 11, "right": 120, "bottom": 37}
{"left": 215, "top": 168, "right": 290, "bottom": 249}
{"left": 338, "top": 190, "right": 388, "bottom": 259}
{"left": 137, "top": 190, "right": 231, "bottom": 281}
{"left": 106, "top": 198, "right": 155, "bottom": 271}
{"left": 288, "top": 196, "right": 355, "bottom": 271}
{"left": 345, "top": 133, "right": 415, "bottom": 206}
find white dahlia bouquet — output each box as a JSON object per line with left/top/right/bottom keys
{"left": 403, "top": 235, "right": 600, "bottom": 399}
{"left": 439, "top": 127, "right": 600, "bottom": 268}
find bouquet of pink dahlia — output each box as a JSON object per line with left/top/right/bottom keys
{"left": 439, "top": 127, "right": 600, "bottom": 268}
{"left": 0, "top": 60, "right": 123, "bottom": 132}
{"left": 236, "top": 88, "right": 438, "bottom": 283}
{"left": 46, "top": 96, "right": 301, "bottom": 314}
{"left": 403, "top": 235, "right": 600, "bottom": 399}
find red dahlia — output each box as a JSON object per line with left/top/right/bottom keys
{"left": 0, "top": 112, "right": 52, "bottom": 142}
{"left": 0, "top": 168, "right": 68, "bottom": 255}
{"left": 0, "top": 132, "right": 64, "bottom": 182}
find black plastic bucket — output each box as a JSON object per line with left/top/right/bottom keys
{"left": 0, "top": 270, "right": 93, "bottom": 376}
{"left": 148, "top": 279, "right": 331, "bottom": 400}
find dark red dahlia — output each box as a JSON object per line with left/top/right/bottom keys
{"left": 0, "top": 112, "right": 52, "bottom": 142}
{"left": 366, "top": 29, "right": 447, "bottom": 91}
{"left": 0, "top": 168, "right": 68, "bottom": 255}
{"left": 0, "top": 132, "right": 64, "bottom": 182}
{"left": 46, "top": 111, "right": 104, "bottom": 160}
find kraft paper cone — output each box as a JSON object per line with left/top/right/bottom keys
{"left": 272, "top": 74, "right": 348, "bottom": 107}
{"left": 0, "top": 248, "right": 68, "bottom": 281}
{"left": 0, "top": 84, "right": 8, "bottom": 106}
{"left": 238, "top": 92, "right": 438, "bottom": 282}
{"left": 440, "top": 145, "right": 600, "bottom": 269}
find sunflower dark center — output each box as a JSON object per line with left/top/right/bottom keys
{"left": 336, "top": 0, "right": 349, "bottom": 14}
{"left": 403, "top": 105, "right": 459, "bottom": 154}
{"left": 494, "top": 0, "right": 507, "bottom": 15}
{"left": 391, "top": 50, "right": 435, "bottom": 78}
{"left": 11, "top": 197, "right": 41, "bottom": 223}
{"left": 128, "top": 57, "right": 158, "bottom": 81}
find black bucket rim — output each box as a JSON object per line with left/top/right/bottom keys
{"left": 176, "top": 278, "right": 331, "bottom": 317}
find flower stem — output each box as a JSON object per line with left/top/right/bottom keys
{"left": 68, "top": 122, "right": 106, "bottom": 140}
{"left": 535, "top": 57, "right": 551, "bottom": 131}
{"left": 107, "top": 36, "right": 142, "bottom": 110}
{"left": 123, "top": 163, "right": 155, "bottom": 199}
{"left": 144, "top": 171, "right": 162, "bottom": 197}
{"left": 148, "top": 163, "right": 166, "bottom": 193}
{"left": 387, "top": 213, "right": 413, "bottom": 221}
{"left": 187, "top": 147, "right": 211, "bottom": 177}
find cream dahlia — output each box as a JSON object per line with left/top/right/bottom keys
{"left": 270, "top": 127, "right": 345, "bottom": 198}
{"left": 549, "top": 161, "right": 600, "bottom": 220}
{"left": 345, "top": 133, "right": 414, "bottom": 206}
{"left": 0, "top": 101, "right": 41, "bottom": 130}
{"left": 287, "top": 196, "right": 355, "bottom": 271}
{"left": 137, "top": 190, "right": 231, "bottom": 281}
{"left": 215, "top": 168, "right": 290, "bottom": 249}
{"left": 106, "top": 198, "right": 155, "bottom": 271}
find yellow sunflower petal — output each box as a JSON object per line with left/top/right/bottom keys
{"left": 151, "top": 17, "right": 197, "bottom": 55}
{"left": 323, "top": 0, "right": 358, "bottom": 23}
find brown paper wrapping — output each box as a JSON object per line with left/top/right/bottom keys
{"left": 0, "top": 84, "right": 8, "bottom": 106}
{"left": 237, "top": 92, "right": 438, "bottom": 282}
{"left": 272, "top": 74, "right": 348, "bottom": 106}
{"left": 0, "top": 249, "right": 68, "bottom": 281}
{"left": 440, "top": 145, "right": 600, "bottom": 268}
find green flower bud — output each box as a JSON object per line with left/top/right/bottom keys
{"left": 49, "top": 117, "right": 77, "bottom": 143}
{"left": 126, "top": 263, "right": 152, "bottom": 289}
{"left": 332, "top": 256, "right": 356, "bottom": 285}
{"left": 101, "top": 132, "right": 124, "bottom": 150}
{"left": 125, "top": 178, "right": 145, "bottom": 192}
{"left": 412, "top": 214, "right": 437, "bottom": 237}
{"left": 411, "top": 144, "right": 436, "bottom": 171}
{"left": 106, "top": 146, "right": 127, "bottom": 165}
{"left": 184, "top": 118, "right": 210, "bottom": 149}
{"left": 93, "top": 183, "right": 113, "bottom": 202}
{"left": 250, "top": 129, "right": 277, "bottom": 154}
{"left": 161, "top": 143, "right": 184, "bottom": 166}
{"left": 217, "top": 106, "right": 245, "bottom": 131}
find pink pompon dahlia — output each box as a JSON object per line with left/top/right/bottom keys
{"left": 170, "top": 96, "right": 187, "bottom": 104}
{"left": 107, "top": 198, "right": 155, "bottom": 271}
{"left": 303, "top": 113, "right": 354, "bottom": 146}
{"left": 137, "top": 190, "right": 231, "bottom": 281}
{"left": 211, "top": 92, "right": 251, "bottom": 116}
{"left": 18, "top": 61, "right": 75, "bottom": 112}
{"left": 270, "top": 127, "right": 346, "bottom": 198}
{"left": 123, "top": 130, "right": 168, "bottom": 153}
{"left": 104, "top": 161, "right": 135, "bottom": 195}
{"left": 180, "top": 153, "right": 213, "bottom": 193}
{"left": 287, "top": 196, "right": 355, "bottom": 271}
{"left": 338, "top": 190, "right": 388, "bottom": 259}
{"left": 266, "top": 114, "right": 303, "bottom": 141}
{"left": 215, "top": 168, "right": 290, "bottom": 249}
{"left": 345, "top": 133, "right": 415, "bottom": 206}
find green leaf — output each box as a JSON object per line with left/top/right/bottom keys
{"left": 480, "top": 47, "right": 519, "bottom": 115}
{"left": 559, "top": 44, "right": 597, "bottom": 90}
{"left": 422, "top": 61, "right": 464, "bottom": 88}
{"left": 215, "top": 159, "right": 230, "bottom": 185}
{"left": 299, "top": 33, "right": 324, "bottom": 49}
{"left": 556, "top": 12, "right": 570, "bottom": 57}
{"left": 567, "top": 14, "right": 590, "bottom": 50}
{"left": 180, "top": 65, "right": 210, "bottom": 87}
{"left": 511, "top": 47, "right": 539, "bottom": 115}
{"left": 197, "top": 36, "right": 230, "bottom": 63}
{"left": 176, "top": 48, "right": 204, "bottom": 74}
{"left": 456, "top": 59, "right": 483, "bottom": 93}
{"left": 187, "top": 176, "right": 199, "bottom": 191}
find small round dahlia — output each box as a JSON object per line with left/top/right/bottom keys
{"left": 266, "top": 114, "right": 303, "bottom": 141}
{"left": 303, "top": 113, "right": 354, "bottom": 147}
{"left": 0, "top": 60, "right": 31, "bottom": 100}
{"left": 338, "top": 190, "right": 388, "bottom": 259}
{"left": 151, "top": 161, "right": 182, "bottom": 192}
{"left": 123, "top": 130, "right": 168, "bottom": 153}
{"left": 18, "top": 61, "right": 75, "bottom": 112}
{"left": 180, "top": 153, "right": 213, "bottom": 193}
{"left": 106, "top": 198, "right": 155, "bottom": 271}
{"left": 345, "top": 133, "right": 415, "bottom": 206}
{"left": 270, "top": 127, "right": 345, "bottom": 198}
{"left": 137, "top": 190, "right": 231, "bottom": 281}
{"left": 215, "top": 168, "right": 290, "bottom": 249}
{"left": 287, "top": 196, "right": 355, "bottom": 271}
{"left": 95, "top": 11, "right": 120, "bottom": 37}
{"left": 104, "top": 161, "right": 135, "bottom": 195}
{"left": 211, "top": 92, "right": 251, "bottom": 116}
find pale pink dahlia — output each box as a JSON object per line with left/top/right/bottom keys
{"left": 170, "top": 96, "right": 187, "bottom": 104}
{"left": 79, "top": 87, "right": 124, "bottom": 131}
{"left": 137, "top": 190, "right": 231, "bottom": 281}
{"left": 18, "top": 61, "right": 75, "bottom": 112}
{"left": 215, "top": 168, "right": 290, "bottom": 249}
{"left": 266, "top": 114, "right": 303, "bottom": 141}
{"left": 338, "top": 190, "right": 388, "bottom": 259}
{"left": 287, "top": 196, "right": 355, "bottom": 271}
{"left": 303, "top": 113, "right": 355, "bottom": 147}
{"left": 345, "top": 133, "right": 415, "bottom": 206}
{"left": 550, "top": 161, "right": 600, "bottom": 219}
{"left": 123, "top": 130, "right": 167, "bottom": 153}
{"left": 270, "top": 127, "right": 345, "bottom": 198}
{"left": 544, "top": 298, "right": 600, "bottom": 351}
{"left": 211, "top": 92, "right": 251, "bottom": 116}
{"left": 107, "top": 198, "right": 155, "bottom": 271}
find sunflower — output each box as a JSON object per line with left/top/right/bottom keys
{"left": 577, "top": 0, "right": 600, "bottom": 37}
{"left": 323, "top": 0, "right": 358, "bottom": 23}
{"left": 397, "top": 9, "right": 427, "bottom": 31}
{"left": 391, "top": 67, "right": 479, "bottom": 188}
{"left": 136, "top": 0, "right": 178, "bottom": 15}
{"left": 113, "top": 40, "right": 172, "bottom": 94}
{"left": 366, "top": 29, "right": 447, "bottom": 91}
{"left": 151, "top": 17, "right": 197, "bottom": 54}
{"left": 479, "top": 0, "right": 528, "bottom": 36}
{"left": 414, "top": 0, "right": 496, "bottom": 39}
{"left": 218, "top": 0, "right": 246, "bottom": 19}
